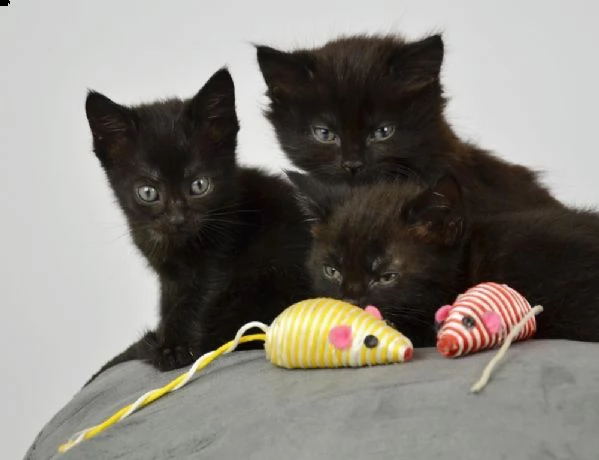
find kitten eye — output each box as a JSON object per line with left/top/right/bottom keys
{"left": 377, "top": 273, "right": 399, "bottom": 285}
{"left": 311, "top": 125, "right": 339, "bottom": 144}
{"left": 369, "top": 125, "right": 396, "bottom": 142}
{"left": 136, "top": 185, "right": 160, "bottom": 203}
{"left": 323, "top": 264, "right": 342, "bottom": 283}
{"left": 190, "top": 177, "right": 212, "bottom": 197}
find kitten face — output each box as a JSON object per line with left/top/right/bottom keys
{"left": 86, "top": 69, "right": 240, "bottom": 261}
{"left": 257, "top": 35, "right": 445, "bottom": 183}
{"left": 289, "top": 173, "right": 466, "bottom": 345}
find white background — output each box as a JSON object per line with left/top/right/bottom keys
{"left": 2, "top": 1, "right": 598, "bottom": 458}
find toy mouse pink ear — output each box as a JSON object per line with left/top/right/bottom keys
{"left": 481, "top": 312, "right": 502, "bottom": 335}
{"left": 435, "top": 305, "right": 453, "bottom": 323}
{"left": 329, "top": 325, "right": 353, "bottom": 350}
{"left": 364, "top": 305, "right": 383, "bottom": 320}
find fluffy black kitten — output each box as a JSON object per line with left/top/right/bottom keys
{"left": 289, "top": 172, "right": 599, "bottom": 347}
{"left": 257, "top": 35, "right": 561, "bottom": 213}
{"left": 85, "top": 69, "right": 313, "bottom": 378}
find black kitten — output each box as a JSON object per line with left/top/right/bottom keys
{"left": 257, "top": 35, "right": 561, "bottom": 213}
{"left": 85, "top": 69, "right": 313, "bottom": 378}
{"left": 290, "top": 172, "right": 599, "bottom": 346}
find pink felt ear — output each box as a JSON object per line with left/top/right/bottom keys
{"left": 328, "top": 325, "right": 353, "bottom": 350}
{"left": 435, "top": 305, "right": 453, "bottom": 323}
{"left": 364, "top": 305, "right": 383, "bottom": 320}
{"left": 482, "top": 312, "right": 502, "bottom": 335}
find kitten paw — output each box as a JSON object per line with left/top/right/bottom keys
{"left": 152, "top": 345, "right": 195, "bottom": 371}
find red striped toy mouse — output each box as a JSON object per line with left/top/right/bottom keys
{"left": 434, "top": 282, "right": 544, "bottom": 392}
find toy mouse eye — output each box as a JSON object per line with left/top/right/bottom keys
{"left": 363, "top": 335, "right": 379, "bottom": 348}
{"left": 462, "top": 315, "right": 476, "bottom": 329}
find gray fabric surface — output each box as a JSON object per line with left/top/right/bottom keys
{"left": 26, "top": 340, "right": 599, "bottom": 460}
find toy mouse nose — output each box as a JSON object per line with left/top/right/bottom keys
{"left": 437, "top": 336, "right": 459, "bottom": 358}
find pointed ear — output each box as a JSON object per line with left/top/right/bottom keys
{"left": 187, "top": 68, "right": 239, "bottom": 143}
{"left": 85, "top": 91, "right": 136, "bottom": 162}
{"left": 256, "top": 45, "right": 315, "bottom": 101}
{"left": 188, "top": 68, "right": 237, "bottom": 123}
{"left": 388, "top": 34, "right": 444, "bottom": 92}
{"left": 286, "top": 171, "right": 348, "bottom": 223}
{"left": 403, "top": 175, "right": 465, "bottom": 246}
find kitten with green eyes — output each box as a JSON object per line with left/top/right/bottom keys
{"left": 288, "top": 172, "right": 465, "bottom": 346}
{"left": 85, "top": 69, "right": 313, "bottom": 378}
{"left": 289, "top": 172, "right": 599, "bottom": 347}
{"left": 257, "top": 34, "right": 561, "bottom": 214}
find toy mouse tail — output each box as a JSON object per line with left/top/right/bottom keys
{"left": 471, "top": 304, "right": 544, "bottom": 393}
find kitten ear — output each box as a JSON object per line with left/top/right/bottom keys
{"left": 286, "top": 171, "right": 348, "bottom": 223}
{"left": 256, "top": 45, "right": 315, "bottom": 101}
{"left": 85, "top": 91, "right": 137, "bottom": 162}
{"left": 188, "top": 68, "right": 238, "bottom": 123}
{"left": 403, "top": 175, "right": 465, "bottom": 246}
{"left": 187, "top": 68, "right": 239, "bottom": 143}
{"left": 388, "top": 34, "right": 444, "bottom": 92}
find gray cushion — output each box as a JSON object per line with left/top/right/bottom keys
{"left": 25, "top": 340, "right": 599, "bottom": 460}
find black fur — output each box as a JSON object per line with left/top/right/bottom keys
{"left": 85, "top": 69, "right": 313, "bottom": 380}
{"left": 290, "top": 172, "right": 599, "bottom": 347}
{"left": 258, "top": 35, "right": 561, "bottom": 214}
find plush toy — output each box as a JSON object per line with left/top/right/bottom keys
{"left": 435, "top": 282, "right": 543, "bottom": 392}
{"left": 59, "top": 298, "right": 413, "bottom": 453}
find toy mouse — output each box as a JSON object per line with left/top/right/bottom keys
{"left": 435, "top": 282, "right": 541, "bottom": 358}
{"left": 266, "top": 297, "right": 413, "bottom": 368}
{"left": 435, "top": 282, "right": 543, "bottom": 393}
{"left": 60, "top": 298, "right": 413, "bottom": 453}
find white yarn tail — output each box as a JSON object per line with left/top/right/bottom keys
{"left": 173, "top": 321, "right": 269, "bottom": 391}
{"left": 61, "top": 321, "right": 270, "bottom": 452}
{"left": 470, "top": 305, "right": 544, "bottom": 393}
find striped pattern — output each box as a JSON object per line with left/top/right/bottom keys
{"left": 436, "top": 283, "right": 537, "bottom": 358}
{"left": 265, "top": 298, "right": 413, "bottom": 368}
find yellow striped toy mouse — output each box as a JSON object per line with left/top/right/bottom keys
{"left": 59, "top": 298, "right": 413, "bottom": 453}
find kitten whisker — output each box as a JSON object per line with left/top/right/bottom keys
{"left": 203, "top": 218, "right": 250, "bottom": 227}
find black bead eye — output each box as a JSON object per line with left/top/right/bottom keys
{"left": 363, "top": 335, "right": 379, "bottom": 348}
{"left": 462, "top": 315, "right": 476, "bottom": 328}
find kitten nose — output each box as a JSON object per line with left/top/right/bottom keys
{"left": 341, "top": 160, "right": 364, "bottom": 175}
{"left": 168, "top": 213, "right": 185, "bottom": 226}
{"left": 341, "top": 283, "right": 366, "bottom": 306}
